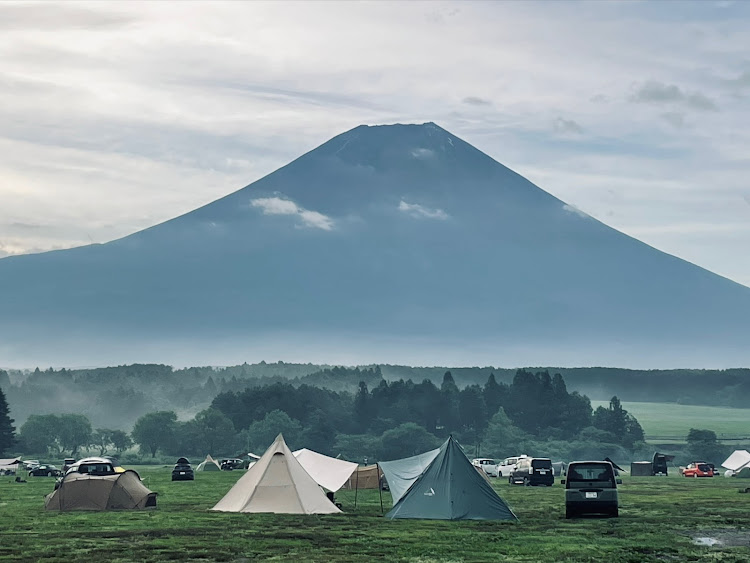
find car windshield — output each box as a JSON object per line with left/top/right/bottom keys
{"left": 698, "top": 464, "right": 711, "bottom": 472}
{"left": 532, "top": 459, "right": 551, "bottom": 469}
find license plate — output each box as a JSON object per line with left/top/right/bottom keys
{"left": 538, "top": 470, "right": 548, "bottom": 474}
{"left": 180, "top": 472, "right": 185, "bottom": 475}
{"left": 585, "top": 492, "right": 598, "bottom": 499}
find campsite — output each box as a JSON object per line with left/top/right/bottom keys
{"left": 2, "top": 462, "right": 750, "bottom": 561}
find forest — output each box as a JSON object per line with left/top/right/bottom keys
{"left": 2, "top": 363, "right": 749, "bottom": 434}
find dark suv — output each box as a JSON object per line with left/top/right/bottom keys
{"left": 563, "top": 460, "right": 621, "bottom": 518}
{"left": 172, "top": 457, "right": 194, "bottom": 481}
{"left": 509, "top": 457, "right": 554, "bottom": 486}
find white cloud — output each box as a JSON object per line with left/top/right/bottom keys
{"left": 250, "top": 197, "right": 334, "bottom": 230}
{"left": 398, "top": 200, "right": 449, "bottom": 220}
{"left": 411, "top": 148, "right": 435, "bottom": 159}
{"left": 562, "top": 204, "right": 591, "bottom": 219}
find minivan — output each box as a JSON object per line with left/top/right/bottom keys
{"left": 563, "top": 460, "right": 621, "bottom": 518}
{"left": 509, "top": 457, "right": 554, "bottom": 486}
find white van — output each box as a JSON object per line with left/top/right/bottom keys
{"left": 497, "top": 454, "right": 528, "bottom": 477}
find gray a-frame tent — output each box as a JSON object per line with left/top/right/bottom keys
{"left": 382, "top": 436, "right": 517, "bottom": 521}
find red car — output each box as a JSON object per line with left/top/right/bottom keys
{"left": 682, "top": 462, "right": 714, "bottom": 477}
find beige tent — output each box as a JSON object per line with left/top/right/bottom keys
{"left": 45, "top": 470, "right": 157, "bottom": 511}
{"left": 196, "top": 455, "right": 221, "bottom": 471}
{"left": 292, "top": 448, "right": 358, "bottom": 492}
{"left": 211, "top": 434, "right": 340, "bottom": 514}
{"left": 342, "top": 464, "right": 382, "bottom": 490}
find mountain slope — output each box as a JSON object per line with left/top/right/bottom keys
{"left": 1, "top": 123, "right": 749, "bottom": 367}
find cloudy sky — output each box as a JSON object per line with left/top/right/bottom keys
{"left": 2, "top": 0, "right": 749, "bottom": 286}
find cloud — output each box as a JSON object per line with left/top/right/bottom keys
{"left": 411, "top": 148, "right": 435, "bottom": 159}
{"left": 398, "top": 200, "right": 449, "bottom": 220}
{"left": 462, "top": 96, "right": 491, "bottom": 106}
{"left": 660, "top": 112, "right": 685, "bottom": 128}
{"left": 0, "top": 3, "right": 137, "bottom": 31}
{"left": 250, "top": 197, "right": 334, "bottom": 230}
{"left": 553, "top": 117, "right": 584, "bottom": 135}
{"left": 562, "top": 204, "right": 590, "bottom": 219}
{"left": 630, "top": 81, "right": 718, "bottom": 111}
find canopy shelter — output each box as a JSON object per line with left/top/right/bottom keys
{"left": 211, "top": 434, "right": 340, "bottom": 514}
{"left": 292, "top": 448, "right": 358, "bottom": 492}
{"left": 604, "top": 457, "right": 625, "bottom": 474}
{"left": 0, "top": 458, "right": 20, "bottom": 475}
{"left": 722, "top": 450, "right": 750, "bottom": 472}
{"left": 44, "top": 470, "right": 156, "bottom": 511}
{"left": 383, "top": 436, "right": 517, "bottom": 521}
{"left": 378, "top": 447, "right": 440, "bottom": 505}
{"left": 342, "top": 464, "right": 382, "bottom": 490}
{"left": 196, "top": 455, "right": 221, "bottom": 471}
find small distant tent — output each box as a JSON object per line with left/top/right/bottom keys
{"left": 631, "top": 461, "right": 652, "bottom": 476}
{"left": 382, "top": 436, "right": 517, "bottom": 521}
{"left": 551, "top": 462, "right": 567, "bottom": 477}
{"left": 0, "top": 458, "right": 21, "bottom": 474}
{"left": 292, "top": 448, "right": 358, "bottom": 492}
{"left": 196, "top": 455, "right": 221, "bottom": 472}
{"left": 342, "top": 464, "right": 382, "bottom": 490}
{"left": 44, "top": 470, "right": 157, "bottom": 511}
{"left": 736, "top": 467, "right": 750, "bottom": 479}
{"left": 211, "top": 434, "right": 340, "bottom": 514}
{"left": 378, "top": 447, "right": 441, "bottom": 505}
{"left": 722, "top": 450, "right": 750, "bottom": 474}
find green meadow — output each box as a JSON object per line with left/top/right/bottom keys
{"left": 2, "top": 466, "right": 749, "bottom": 562}
{"left": 590, "top": 401, "right": 750, "bottom": 443}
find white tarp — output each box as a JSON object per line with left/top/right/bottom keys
{"left": 211, "top": 434, "right": 340, "bottom": 514}
{"left": 0, "top": 458, "right": 21, "bottom": 466}
{"left": 721, "top": 450, "right": 750, "bottom": 471}
{"left": 378, "top": 447, "right": 441, "bottom": 504}
{"left": 293, "top": 448, "right": 358, "bottom": 492}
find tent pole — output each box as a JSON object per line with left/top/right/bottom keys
{"left": 378, "top": 464, "right": 384, "bottom": 515}
{"left": 354, "top": 464, "right": 359, "bottom": 509}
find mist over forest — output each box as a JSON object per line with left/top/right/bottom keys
{"left": 2, "top": 362, "right": 749, "bottom": 432}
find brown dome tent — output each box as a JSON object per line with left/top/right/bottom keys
{"left": 45, "top": 470, "right": 157, "bottom": 511}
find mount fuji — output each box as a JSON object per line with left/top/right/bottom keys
{"left": 2, "top": 122, "right": 749, "bottom": 368}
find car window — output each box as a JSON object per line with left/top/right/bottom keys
{"left": 532, "top": 459, "right": 551, "bottom": 469}
{"left": 567, "top": 463, "right": 614, "bottom": 485}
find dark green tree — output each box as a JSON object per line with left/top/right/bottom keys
{"left": 132, "top": 411, "right": 177, "bottom": 457}
{"left": 592, "top": 396, "right": 644, "bottom": 448}
{"left": 379, "top": 423, "right": 441, "bottom": 460}
{"left": 0, "top": 387, "right": 16, "bottom": 456}
{"left": 353, "top": 381, "right": 371, "bottom": 433}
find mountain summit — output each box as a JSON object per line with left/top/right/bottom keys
{"left": 2, "top": 122, "right": 749, "bottom": 367}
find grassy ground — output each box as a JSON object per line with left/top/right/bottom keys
{"left": 590, "top": 401, "right": 750, "bottom": 443}
{"left": 2, "top": 466, "right": 749, "bottom": 562}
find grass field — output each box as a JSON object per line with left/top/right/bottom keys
{"left": 590, "top": 401, "right": 750, "bottom": 443}
{"left": 2, "top": 466, "right": 750, "bottom": 562}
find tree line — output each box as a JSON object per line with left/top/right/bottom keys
{"left": 4, "top": 370, "right": 648, "bottom": 463}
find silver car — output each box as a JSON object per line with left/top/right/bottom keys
{"left": 563, "top": 461, "right": 621, "bottom": 518}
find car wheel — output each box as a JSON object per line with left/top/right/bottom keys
{"left": 693, "top": 473, "right": 698, "bottom": 478}
{"left": 610, "top": 507, "right": 619, "bottom": 517}
{"left": 565, "top": 507, "right": 575, "bottom": 519}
